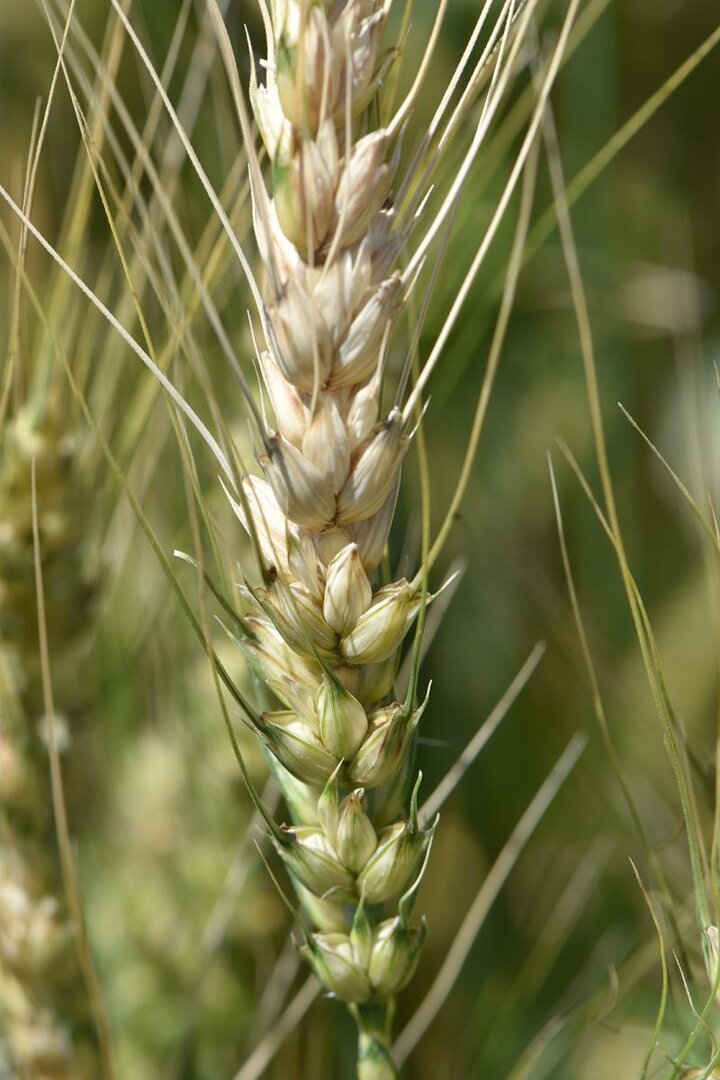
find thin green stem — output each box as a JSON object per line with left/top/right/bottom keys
{"left": 353, "top": 1002, "right": 398, "bottom": 1080}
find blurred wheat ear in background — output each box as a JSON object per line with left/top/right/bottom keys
{"left": 1, "top": 0, "right": 720, "bottom": 1077}
{"left": 0, "top": 32, "right": 126, "bottom": 1067}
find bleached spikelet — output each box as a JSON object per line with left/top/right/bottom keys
{"left": 336, "top": 790, "right": 378, "bottom": 873}
{"left": 340, "top": 581, "right": 422, "bottom": 665}
{"left": 316, "top": 677, "right": 368, "bottom": 760}
{"left": 323, "top": 543, "right": 372, "bottom": 634}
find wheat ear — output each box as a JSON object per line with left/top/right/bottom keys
{"left": 0, "top": 10, "right": 118, "bottom": 1066}
{"left": 222, "top": 3, "right": 451, "bottom": 1076}
{"left": 0, "top": 401, "right": 103, "bottom": 1078}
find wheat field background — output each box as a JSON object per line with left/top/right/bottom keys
{"left": 1, "top": 1, "right": 720, "bottom": 1077}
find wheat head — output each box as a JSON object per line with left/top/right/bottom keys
{"left": 231, "top": 2, "right": 450, "bottom": 1075}
{"left": 0, "top": 402, "right": 101, "bottom": 1079}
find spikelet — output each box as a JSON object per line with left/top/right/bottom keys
{"left": 0, "top": 405, "right": 101, "bottom": 1079}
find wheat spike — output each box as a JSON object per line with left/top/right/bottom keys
{"left": 0, "top": 402, "right": 102, "bottom": 1079}
{"left": 227, "top": 2, "right": 451, "bottom": 1074}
